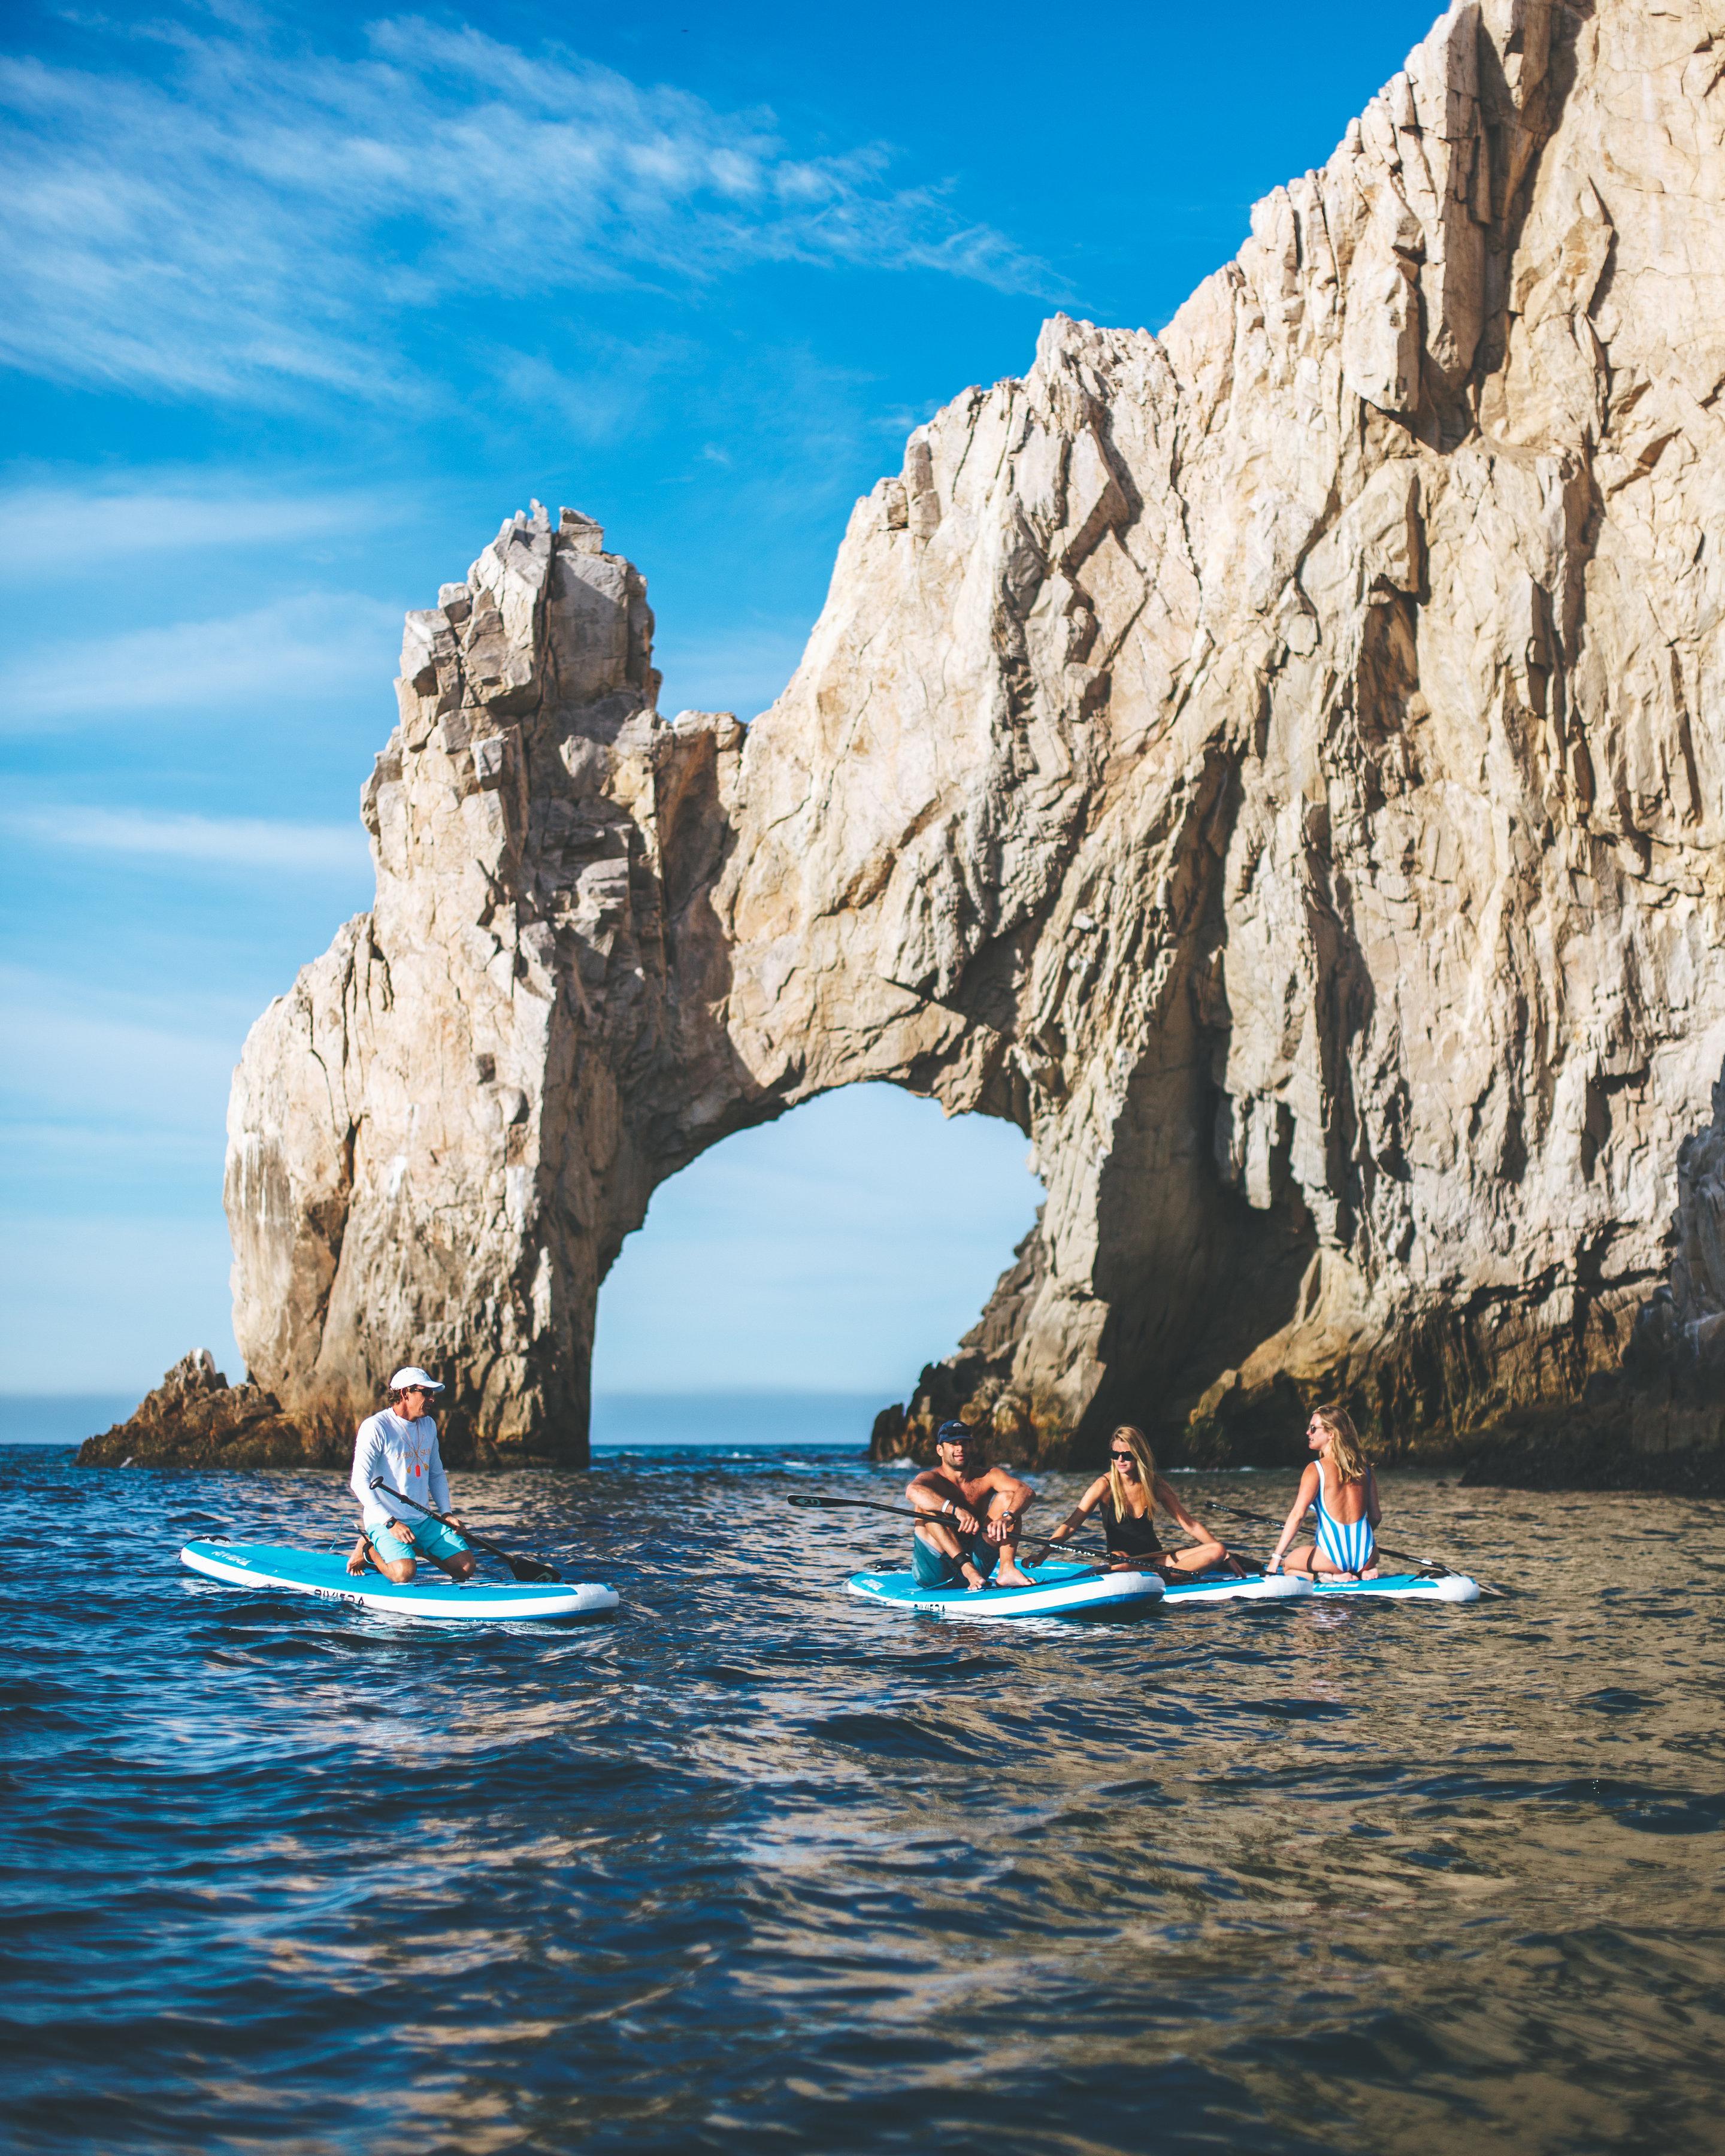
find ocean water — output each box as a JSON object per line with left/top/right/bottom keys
{"left": 3, "top": 1443, "right": 1723, "bottom": 2154}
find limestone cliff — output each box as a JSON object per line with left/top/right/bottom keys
{"left": 181, "top": 0, "right": 1725, "bottom": 1472}
{"left": 1457, "top": 1047, "right": 1725, "bottom": 1491}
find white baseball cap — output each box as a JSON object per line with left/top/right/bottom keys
{"left": 389, "top": 1367, "right": 445, "bottom": 1392}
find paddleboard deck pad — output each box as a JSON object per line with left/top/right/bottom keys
{"left": 1308, "top": 1571, "right": 1481, "bottom": 1602}
{"left": 181, "top": 1541, "right": 619, "bottom": 1622}
{"left": 847, "top": 1560, "right": 1164, "bottom": 1619}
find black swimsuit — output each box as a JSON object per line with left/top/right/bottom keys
{"left": 1097, "top": 1495, "right": 1163, "bottom": 1558}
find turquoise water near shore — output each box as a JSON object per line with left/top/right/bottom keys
{"left": 4, "top": 1443, "right": 1724, "bottom": 2153}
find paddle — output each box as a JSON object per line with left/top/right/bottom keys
{"left": 786, "top": 1494, "right": 1249, "bottom": 1571}
{"left": 1203, "top": 1497, "right": 1506, "bottom": 1596}
{"left": 783, "top": 1493, "right": 1115, "bottom": 1565}
{"left": 370, "top": 1477, "right": 562, "bottom": 1583}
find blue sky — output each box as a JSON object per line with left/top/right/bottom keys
{"left": 1, "top": 0, "right": 1440, "bottom": 1399}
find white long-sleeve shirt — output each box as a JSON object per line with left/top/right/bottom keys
{"left": 351, "top": 1410, "right": 452, "bottom": 1534}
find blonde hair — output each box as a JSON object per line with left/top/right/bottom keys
{"left": 1107, "top": 1425, "right": 1158, "bottom": 1518}
{"left": 1311, "top": 1403, "right": 1367, "bottom": 1483}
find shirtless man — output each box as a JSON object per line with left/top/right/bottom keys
{"left": 906, "top": 1421, "right": 1036, "bottom": 1591}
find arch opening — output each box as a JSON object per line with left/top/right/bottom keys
{"left": 590, "top": 1084, "right": 1042, "bottom": 1449}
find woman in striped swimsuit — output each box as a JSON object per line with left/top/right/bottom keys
{"left": 1265, "top": 1404, "right": 1381, "bottom": 1579}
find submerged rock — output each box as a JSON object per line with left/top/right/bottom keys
{"left": 160, "top": 0, "right": 1725, "bottom": 1479}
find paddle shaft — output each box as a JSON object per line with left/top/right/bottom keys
{"left": 803, "top": 1492, "right": 1251, "bottom": 1571}
{"left": 784, "top": 1494, "right": 1113, "bottom": 1564}
{"left": 370, "top": 1479, "right": 561, "bottom": 1583}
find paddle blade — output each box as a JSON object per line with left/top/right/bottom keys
{"left": 504, "top": 1555, "right": 562, "bottom": 1582}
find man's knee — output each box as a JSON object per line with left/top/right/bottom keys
{"left": 380, "top": 1558, "right": 416, "bottom": 1583}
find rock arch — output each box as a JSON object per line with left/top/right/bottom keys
{"left": 227, "top": 0, "right": 1725, "bottom": 1469}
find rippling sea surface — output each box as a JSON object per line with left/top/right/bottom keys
{"left": 5, "top": 1443, "right": 1724, "bottom": 2154}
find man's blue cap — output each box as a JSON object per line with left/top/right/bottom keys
{"left": 936, "top": 1421, "right": 977, "bottom": 1444}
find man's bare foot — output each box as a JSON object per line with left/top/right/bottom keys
{"left": 346, "top": 1536, "right": 371, "bottom": 1577}
{"left": 995, "top": 1564, "right": 1033, "bottom": 1588}
{"left": 962, "top": 1565, "right": 988, "bottom": 1591}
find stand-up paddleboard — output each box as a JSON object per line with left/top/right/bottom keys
{"left": 846, "top": 1559, "right": 1164, "bottom": 1621}
{"left": 1161, "top": 1570, "right": 1312, "bottom": 1605}
{"left": 1308, "top": 1571, "right": 1481, "bottom": 1603}
{"left": 180, "top": 1541, "right": 618, "bottom": 1622}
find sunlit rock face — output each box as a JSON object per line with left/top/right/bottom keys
{"left": 226, "top": 0, "right": 1725, "bottom": 1467}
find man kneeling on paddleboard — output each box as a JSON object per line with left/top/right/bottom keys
{"left": 906, "top": 1422, "right": 1036, "bottom": 1591}
{"left": 346, "top": 1368, "right": 477, "bottom": 1583}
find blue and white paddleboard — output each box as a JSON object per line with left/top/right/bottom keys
{"left": 846, "top": 1559, "right": 1164, "bottom": 1620}
{"left": 1308, "top": 1571, "right": 1481, "bottom": 1603}
{"left": 1161, "top": 1570, "right": 1312, "bottom": 1605}
{"left": 180, "top": 1540, "right": 619, "bottom": 1623}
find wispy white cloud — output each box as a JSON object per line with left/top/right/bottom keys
{"left": 489, "top": 334, "right": 698, "bottom": 447}
{"left": 0, "top": 962, "right": 241, "bottom": 1132}
{"left": 1, "top": 802, "right": 370, "bottom": 876}
{"left": 0, "top": 19, "right": 1060, "bottom": 406}
{"left": 0, "top": 479, "right": 408, "bottom": 578}
{"left": 0, "top": 591, "right": 400, "bottom": 729}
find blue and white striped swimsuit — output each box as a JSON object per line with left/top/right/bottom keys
{"left": 1314, "top": 1464, "right": 1375, "bottom": 1574}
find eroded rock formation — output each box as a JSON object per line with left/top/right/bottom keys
{"left": 1458, "top": 1050, "right": 1725, "bottom": 1491}
{"left": 76, "top": 1350, "right": 340, "bottom": 1468}
{"left": 203, "top": 0, "right": 1725, "bottom": 1471}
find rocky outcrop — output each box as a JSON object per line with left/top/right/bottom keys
{"left": 194, "top": 0, "right": 1725, "bottom": 1474}
{"left": 219, "top": 506, "right": 719, "bottom": 1460}
{"left": 76, "top": 1351, "right": 343, "bottom": 1467}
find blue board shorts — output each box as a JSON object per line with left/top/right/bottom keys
{"left": 368, "top": 1517, "right": 470, "bottom": 1565}
{"left": 912, "top": 1527, "right": 1000, "bottom": 1587}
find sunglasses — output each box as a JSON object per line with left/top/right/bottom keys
{"left": 1109, "top": 1449, "right": 1137, "bottom": 1461}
